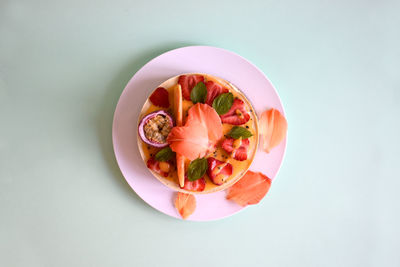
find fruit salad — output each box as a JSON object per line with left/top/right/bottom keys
{"left": 137, "top": 73, "right": 259, "bottom": 194}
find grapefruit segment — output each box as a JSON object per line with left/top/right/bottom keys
{"left": 226, "top": 170, "right": 271, "bottom": 206}
{"left": 176, "top": 154, "right": 185, "bottom": 188}
{"left": 167, "top": 103, "right": 223, "bottom": 161}
{"left": 259, "top": 109, "right": 287, "bottom": 153}
{"left": 186, "top": 103, "right": 223, "bottom": 143}
{"left": 173, "top": 84, "right": 185, "bottom": 187}
{"left": 167, "top": 123, "right": 210, "bottom": 160}
{"left": 174, "top": 84, "right": 183, "bottom": 126}
{"left": 175, "top": 192, "right": 196, "bottom": 219}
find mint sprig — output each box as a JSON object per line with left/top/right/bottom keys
{"left": 155, "top": 147, "right": 175, "bottom": 162}
{"left": 190, "top": 82, "right": 207, "bottom": 104}
{"left": 227, "top": 126, "right": 253, "bottom": 139}
{"left": 212, "top": 92, "right": 233, "bottom": 115}
{"left": 187, "top": 157, "right": 207, "bottom": 181}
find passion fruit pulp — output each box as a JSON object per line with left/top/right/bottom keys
{"left": 138, "top": 110, "right": 174, "bottom": 148}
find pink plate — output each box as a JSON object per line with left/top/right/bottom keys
{"left": 112, "top": 46, "right": 286, "bottom": 221}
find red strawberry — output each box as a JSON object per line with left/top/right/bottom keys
{"left": 182, "top": 176, "right": 206, "bottom": 192}
{"left": 205, "top": 81, "right": 229, "bottom": 106}
{"left": 233, "top": 146, "right": 248, "bottom": 161}
{"left": 220, "top": 98, "right": 250, "bottom": 125}
{"left": 207, "top": 157, "right": 233, "bottom": 185}
{"left": 221, "top": 138, "right": 250, "bottom": 161}
{"left": 178, "top": 75, "right": 204, "bottom": 100}
{"left": 149, "top": 87, "right": 170, "bottom": 108}
{"left": 146, "top": 157, "right": 169, "bottom": 177}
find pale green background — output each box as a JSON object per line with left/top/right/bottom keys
{"left": 1, "top": 0, "right": 399, "bottom": 266}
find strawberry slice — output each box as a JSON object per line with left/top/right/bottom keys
{"left": 146, "top": 157, "right": 169, "bottom": 177}
{"left": 178, "top": 75, "right": 204, "bottom": 100}
{"left": 221, "top": 137, "right": 250, "bottom": 161}
{"left": 207, "top": 157, "right": 233, "bottom": 185}
{"left": 149, "top": 87, "right": 170, "bottom": 108}
{"left": 220, "top": 98, "right": 250, "bottom": 125}
{"left": 182, "top": 176, "right": 206, "bottom": 192}
{"left": 205, "top": 81, "right": 229, "bottom": 106}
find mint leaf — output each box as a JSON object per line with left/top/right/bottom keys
{"left": 212, "top": 92, "right": 233, "bottom": 115}
{"left": 187, "top": 158, "right": 207, "bottom": 181}
{"left": 190, "top": 81, "right": 207, "bottom": 104}
{"left": 155, "top": 147, "right": 175, "bottom": 162}
{"left": 227, "top": 126, "right": 253, "bottom": 139}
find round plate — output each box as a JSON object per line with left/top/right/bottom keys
{"left": 112, "top": 46, "right": 286, "bottom": 221}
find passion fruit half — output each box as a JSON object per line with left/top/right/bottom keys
{"left": 138, "top": 110, "right": 173, "bottom": 148}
